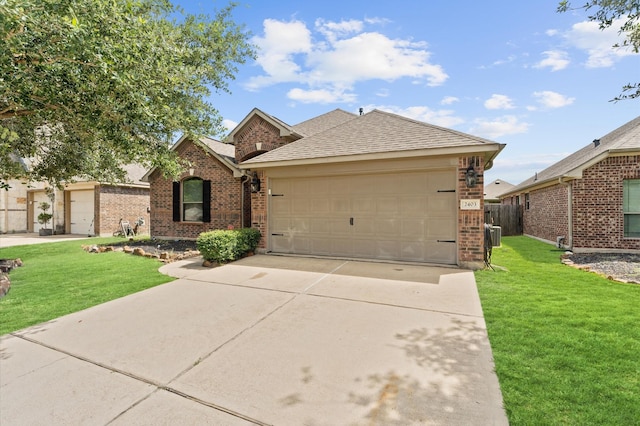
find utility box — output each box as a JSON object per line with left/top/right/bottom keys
{"left": 490, "top": 226, "right": 502, "bottom": 247}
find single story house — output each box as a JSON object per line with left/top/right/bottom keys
{"left": 147, "top": 108, "right": 504, "bottom": 269}
{"left": 1, "top": 164, "right": 150, "bottom": 236}
{"left": 500, "top": 115, "right": 640, "bottom": 252}
{"left": 484, "top": 179, "right": 514, "bottom": 203}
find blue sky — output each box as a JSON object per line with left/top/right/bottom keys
{"left": 178, "top": 0, "right": 639, "bottom": 185}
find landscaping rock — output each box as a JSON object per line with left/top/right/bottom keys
{"left": 0, "top": 272, "right": 10, "bottom": 298}
{"left": 132, "top": 247, "right": 145, "bottom": 256}
{"left": 123, "top": 246, "right": 134, "bottom": 254}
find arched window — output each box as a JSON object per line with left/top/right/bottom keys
{"left": 172, "top": 178, "right": 211, "bottom": 223}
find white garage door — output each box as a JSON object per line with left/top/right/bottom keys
{"left": 269, "top": 170, "right": 457, "bottom": 264}
{"left": 69, "top": 190, "right": 95, "bottom": 235}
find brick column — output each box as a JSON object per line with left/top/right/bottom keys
{"left": 458, "top": 156, "right": 485, "bottom": 269}
{"left": 250, "top": 170, "right": 268, "bottom": 251}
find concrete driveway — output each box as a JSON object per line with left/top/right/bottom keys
{"left": 0, "top": 255, "right": 507, "bottom": 425}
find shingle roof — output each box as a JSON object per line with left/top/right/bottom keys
{"left": 243, "top": 109, "right": 502, "bottom": 165}
{"left": 199, "top": 137, "right": 235, "bottom": 159}
{"left": 292, "top": 109, "right": 357, "bottom": 136}
{"left": 484, "top": 179, "right": 515, "bottom": 200}
{"left": 505, "top": 115, "right": 640, "bottom": 194}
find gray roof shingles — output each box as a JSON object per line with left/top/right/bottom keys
{"left": 507, "top": 115, "right": 640, "bottom": 193}
{"left": 243, "top": 109, "right": 500, "bottom": 164}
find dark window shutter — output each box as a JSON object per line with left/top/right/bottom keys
{"left": 172, "top": 181, "right": 181, "bottom": 222}
{"left": 202, "top": 180, "right": 211, "bottom": 223}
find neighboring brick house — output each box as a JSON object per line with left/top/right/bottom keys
{"left": 3, "top": 164, "right": 150, "bottom": 236}
{"left": 500, "top": 116, "right": 640, "bottom": 252}
{"left": 148, "top": 108, "right": 505, "bottom": 269}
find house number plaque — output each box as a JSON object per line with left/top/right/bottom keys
{"left": 460, "top": 199, "right": 481, "bottom": 210}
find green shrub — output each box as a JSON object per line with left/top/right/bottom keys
{"left": 196, "top": 228, "right": 261, "bottom": 263}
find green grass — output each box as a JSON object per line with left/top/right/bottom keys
{"left": 0, "top": 237, "right": 174, "bottom": 335}
{"left": 475, "top": 236, "right": 640, "bottom": 425}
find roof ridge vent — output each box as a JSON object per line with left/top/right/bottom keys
{"left": 593, "top": 138, "right": 600, "bottom": 147}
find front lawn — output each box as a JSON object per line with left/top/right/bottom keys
{"left": 0, "top": 237, "right": 174, "bottom": 335}
{"left": 475, "top": 236, "right": 640, "bottom": 425}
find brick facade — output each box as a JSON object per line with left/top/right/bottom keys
{"left": 96, "top": 185, "right": 150, "bottom": 236}
{"left": 523, "top": 184, "right": 569, "bottom": 244}
{"left": 572, "top": 155, "right": 640, "bottom": 250}
{"left": 504, "top": 155, "right": 640, "bottom": 250}
{"left": 148, "top": 139, "right": 248, "bottom": 239}
{"left": 235, "top": 116, "right": 291, "bottom": 162}
{"left": 457, "top": 156, "right": 485, "bottom": 268}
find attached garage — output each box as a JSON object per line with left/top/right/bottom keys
{"left": 224, "top": 108, "right": 505, "bottom": 269}
{"left": 269, "top": 170, "right": 457, "bottom": 264}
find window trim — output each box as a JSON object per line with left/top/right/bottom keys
{"left": 623, "top": 179, "right": 640, "bottom": 238}
{"left": 172, "top": 178, "right": 211, "bottom": 223}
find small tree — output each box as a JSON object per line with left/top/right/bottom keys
{"left": 37, "top": 201, "right": 53, "bottom": 230}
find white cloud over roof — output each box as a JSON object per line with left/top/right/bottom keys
{"left": 245, "top": 18, "right": 448, "bottom": 103}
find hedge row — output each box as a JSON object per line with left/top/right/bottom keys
{"left": 196, "top": 228, "right": 261, "bottom": 264}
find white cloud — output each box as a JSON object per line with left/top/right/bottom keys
{"left": 245, "top": 19, "right": 312, "bottom": 90}
{"left": 531, "top": 91, "right": 575, "bottom": 109}
{"left": 222, "top": 119, "right": 238, "bottom": 133}
{"left": 484, "top": 94, "right": 515, "bottom": 110}
{"left": 244, "top": 18, "right": 448, "bottom": 102}
{"left": 469, "top": 116, "right": 530, "bottom": 139}
{"left": 534, "top": 50, "right": 570, "bottom": 71}
{"left": 564, "top": 19, "right": 636, "bottom": 67}
{"left": 440, "top": 96, "right": 459, "bottom": 105}
{"left": 367, "top": 104, "right": 464, "bottom": 128}
{"left": 287, "top": 88, "right": 357, "bottom": 104}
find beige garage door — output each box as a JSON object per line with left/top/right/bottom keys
{"left": 69, "top": 190, "right": 95, "bottom": 235}
{"left": 269, "top": 170, "right": 457, "bottom": 264}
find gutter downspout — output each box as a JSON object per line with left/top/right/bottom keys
{"left": 240, "top": 173, "right": 250, "bottom": 228}
{"left": 558, "top": 177, "right": 573, "bottom": 250}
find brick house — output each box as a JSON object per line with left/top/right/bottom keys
{"left": 148, "top": 108, "right": 504, "bottom": 269}
{"left": 500, "top": 115, "right": 640, "bottom": 252}
{"left": 3, "top": 164, "right": 150, "bottom": 236}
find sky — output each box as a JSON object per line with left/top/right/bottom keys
{"left": 177, "top": 0, "right": 639, "bottom": 185}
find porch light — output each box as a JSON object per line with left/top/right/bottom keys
{"left": 465, "top": 163, "right": 477, "bottom": 188}
{"left": 250, "top": 172, "right": 261, "bottom": 193}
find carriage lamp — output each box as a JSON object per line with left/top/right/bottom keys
{"left": 465, "top": 163, "right": 478, "bottom": 188}
{"left": 250, "top": 172, "right": 261, "bottom": 193}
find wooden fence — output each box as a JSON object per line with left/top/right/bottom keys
{"left": 484, "top": 204, "right": 523, "bottom": 236}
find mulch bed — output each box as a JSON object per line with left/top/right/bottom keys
{"left": 562, "top": 252, "right": 640, "bottom": 284}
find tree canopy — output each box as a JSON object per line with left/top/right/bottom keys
{"left": 558, "top": 0, "right": 640, "bottom": 101}
{"left": 0, "top": 0, "right": 255, "bottom": 187}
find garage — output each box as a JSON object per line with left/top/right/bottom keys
{"left": 69, "top": 190, "right": 95, "bottom": 235}
{"left": 269, "top": 169, "right": 457, "bottom": 264}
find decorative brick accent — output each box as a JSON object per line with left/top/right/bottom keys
{"left": 234, "top": 116, "right": 291, "bottom": 162}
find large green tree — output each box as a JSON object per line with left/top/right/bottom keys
{"left": 558, "top": 0, "right": 640, "bottom": 101}
{"left": 0, "top": 0, "right": 254, "bottom": 187}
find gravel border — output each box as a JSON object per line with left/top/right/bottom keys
{"left": 562, "top": 253, "right": 640, "bottom": 284}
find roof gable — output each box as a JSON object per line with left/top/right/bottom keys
{"left": 242, "top": 109, "right": 503, "bottom": 166}
{"left": 504, "top": 115, "right": 640, "bottom": 195}
{"left": 141, "top": 135, "right": 241, "bottom": 181}
{"left": 225, "top": 107, "right": 302, "bottom": 142}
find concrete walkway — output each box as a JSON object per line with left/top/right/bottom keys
{"left": 0, "top": 233, "right": 94, "bottom": 248}
{"left": 1, "top": 255, "right": 508, "bottom": 425}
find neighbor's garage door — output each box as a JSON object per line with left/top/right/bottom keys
{"left": 269, "top": 170, "right": 457, "bottom": 264}
{"left": 69, "top": 190, "right": 95, "bottom": 235}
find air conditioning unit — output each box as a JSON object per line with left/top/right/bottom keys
{"left": 490, "top": 226, "right": 501, "bottom": 247}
